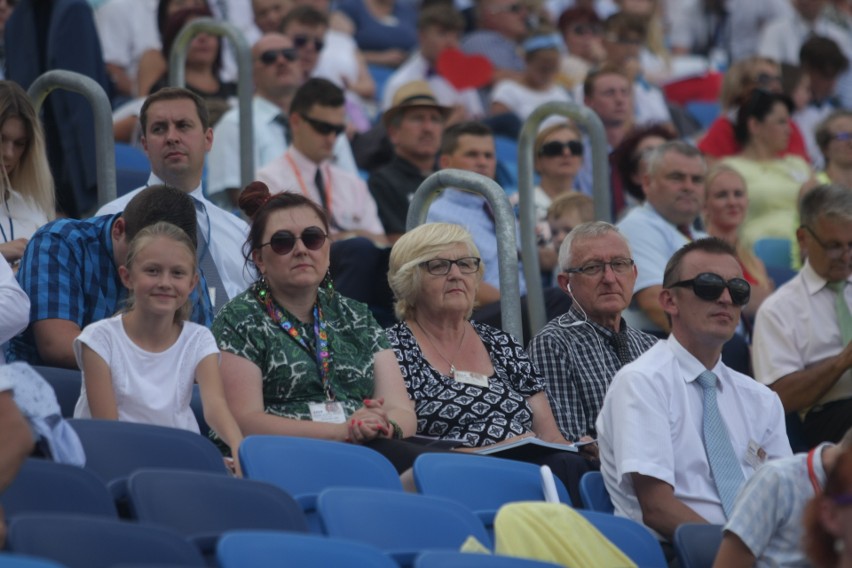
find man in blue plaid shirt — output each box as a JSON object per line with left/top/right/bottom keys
{"left": 528, "top": 221, "right": 657, "bottom": 441}
{"left": 7, "top": 185, "right": 213, "bottom": 368}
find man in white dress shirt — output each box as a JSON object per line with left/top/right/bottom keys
{"left": 753, "top": 184, "right": 852, "bottom": 446}
{"left": 97, "top": 87, "right": 252, "bottom": 310}
{"left": 596, "top": 238, "right": 790, "bottom": 546}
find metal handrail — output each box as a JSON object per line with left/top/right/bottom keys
{"left": 27, "top": 70, "right": 117, "bottom": 208}
{"left": 169, "top": 17, "right": 254, "bottom": 189}
{"left": 406, "top": 169, "right": 523, "bottom": 341}
{"left": 516, "top": 102, "right": 610, "bottom": 334}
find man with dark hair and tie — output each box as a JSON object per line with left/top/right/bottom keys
{"left": 257, "top": 78, "right": 387, "bottom": 244}
{"left": 753, "top": 184, "right": 852, "bottom": 446}
{"left": 596, "top": 238, "right": 790, "bottom": 548}
{"left": 528, "top": 221, "right": 657, "bottom": 442}
{"left": 97, "top": 87, "right": 251, "bottom": 313}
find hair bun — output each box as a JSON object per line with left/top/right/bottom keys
{"left": 239, "top": 181, "right": 272, "bottom": 219}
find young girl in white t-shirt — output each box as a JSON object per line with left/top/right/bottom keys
{"left": 73, "top": 221, "right": 243, "bottom": 467}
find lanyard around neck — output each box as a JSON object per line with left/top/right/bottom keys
{"left": 256, "top": 284, "right": 334, "bottom": 400}
{"left": 807, "top": 446, "right": 822, "bottom": 494}
{"left": 286, "top": 154, "right": 334, "bottom": 217}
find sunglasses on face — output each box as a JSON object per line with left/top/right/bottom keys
{"left": 299, "top": 113, "right": 346, "bottom": 136}
{"left": 754, "top": 72, "right": 782, "bottom": 86}
{"left": 420, "top": 257, "right": 481, "bottom": 275}
{"left": 539, "top": 139, "right": 584, "bottom": 157}
{"left": 569, "top": 23, "right": 601, "bottom": 35}
{"left": 669, "top": 272, "right": 751, "bottom": 306}
{"left": 830, "top": 131, "right": 852, "bottom": 142}
{"left": 259, "top": 226, "right": 328, "bottom": 255}
{"left": 292, "top": 35, "right": 325, "bottom": 51}
{"left": 258, "top": 48, "right": 298, "bottom": 65}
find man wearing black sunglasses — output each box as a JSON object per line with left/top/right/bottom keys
{"left": 597, "top": 238, "right": 791, "bottom": 546}
{"left": 754, "top": 184, "right": 852, "bottom": 447}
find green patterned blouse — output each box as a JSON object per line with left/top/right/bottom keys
{"left": 212, "top": 284, "right": 389, "bottom": 423}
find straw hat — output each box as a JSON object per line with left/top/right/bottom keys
{"left": 382, "top": 80, "right": 453, "bottom": 128}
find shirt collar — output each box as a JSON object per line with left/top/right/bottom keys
{"left": 146, "top": 173, "right": 205, "bottom": 203}
{"left": 255, "top": 96, "right": 284, "bottom": 123}
{"left": 287, "top": 145, "right": 326, "bottom": 172}
{"left": 800, "top": 259, "right": 852, "bottom": 296}
{"left": 668, "top": 335, "right": 725, "bottom": 388}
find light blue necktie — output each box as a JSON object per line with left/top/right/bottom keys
{"left": 193, "top": 198, "right": 228, "bottom": 312}
{"left": 696, "top": 370, "right": 745, "bottom": 518}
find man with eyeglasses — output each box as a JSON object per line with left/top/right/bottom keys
{"left": 208, "top": 30, "right": 359, "bottom": 209}
{"left": 753, "top": 184, "right": 852, "bottom": 446}
{"left": 597, "top": 237, "right": 791, "bottom": 547}
{"left": 528, "top": 222, "right": 657, "bottom": 443}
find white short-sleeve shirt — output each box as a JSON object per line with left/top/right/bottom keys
{"left": 73, "top": 315, "right": 220, "bottom": 433}
{"left": 596, "top": 336, "right": 791, "bottom": 530}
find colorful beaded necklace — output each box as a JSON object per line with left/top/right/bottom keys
{"left": 256, "top": 282, "right": 335, "bottom": 401}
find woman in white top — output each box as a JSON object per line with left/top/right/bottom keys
{"left": 73, "top": 221, "right": 243, "bottom": 467}
{"left": 0, "top": 81, "right": 54, "bottom": 266}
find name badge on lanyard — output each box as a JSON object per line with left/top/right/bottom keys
{"left": 309, "top": 401, "right": 346, "bottom": 423}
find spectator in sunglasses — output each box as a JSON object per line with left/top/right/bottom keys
{"left": 557, "top": 6, "right": 605, "bottom": 89}
{"left": 803, "top": 446, "right": 852, "bottom": 568}
{"left": 212, "top": 184, "right": 424, "bottom": 473}
{"left": 753, "top": 184, "right": 852, "bottom": 447}
{"left": 597, "top": 237, "right": 791, "bottom": 544}
{"left": 257, "top": 79, "right": 393, "bottom": 322}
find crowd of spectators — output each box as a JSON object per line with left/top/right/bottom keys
{"left": 3, "top": 0, "right": 852, "bottom": 565}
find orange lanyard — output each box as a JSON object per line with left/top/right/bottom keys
{"left": 807, "top": 446, "right": 822, "bottom": 494}
{"left": 285, "top": 154, "right": 334, "bottom": 216}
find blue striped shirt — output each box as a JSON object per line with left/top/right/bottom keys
{"left": 7, "top": 214, "right": 212, "bottom": 364}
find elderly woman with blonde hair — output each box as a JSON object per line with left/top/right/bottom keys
{"left": 386, "top": 222, "right": 595, "bottom": 503}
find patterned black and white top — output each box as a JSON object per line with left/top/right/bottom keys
{"left": 386, "top": 321, "right": 545, "bottom": 447}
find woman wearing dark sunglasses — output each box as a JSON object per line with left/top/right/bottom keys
{"left": 210, "top": 182, "right": 419, "bottom": 471}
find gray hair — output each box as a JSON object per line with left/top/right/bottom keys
{"left": 800, "top": 184, "right": 852, "bottom": 228}
{"left": 388, "top": 223, "right": 483, "bottom": 320}
{"left": 558, "top": 221, "right": 628, "bottom": 269}
{"left": 645, "top": 140, "right": 705, "bottom": 178}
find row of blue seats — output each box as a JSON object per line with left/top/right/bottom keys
{"left": 2, "top": 424, "right": 670, "bottom": 567}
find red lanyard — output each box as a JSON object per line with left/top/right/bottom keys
{"left": 286, "top": 154, "right": 334, "bottom": 216}
{"left": 807, "top": 446, "right": 822, "bottom": 494}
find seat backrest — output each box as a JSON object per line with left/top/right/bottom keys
{"left": 31, "top": 366, "right": 82, "bottom": 418}
{"left": 579, "top": 471, "right": 614, "bottom": 513}
{"left": 318, "top": 487, "right": 492, "bottom": 567}
{"left": 217, "top": 530, "right": 398, "bottom": 568}
{"left": 674, "top": 523, "right": 724, "bottom": 568}
{"left": 0, "top": 553, "right": 68, "bottom": 568}
{"left": 413, "top": 453, "right": 572, "bottom": 527}
{"left": 68, "top": 419, "right": 227, "bottom": 483}
{"left": 7, "top": 513, "right": 206, "bottom": 568}
{"left": 0, "top": 459, "right": 117, "bottom": 519}
{"left": 414, "top": 551, "right": 562, "bottom": 567}
{"left": 127, "top": 469, "right": 308, "bottom": 555}
{"left": 753, "top": 238, "right": 792, "bottom": 269}
{"left": 238, "top": 435, "right": 402, "bottom": 517}
{"left": 578, "top": 510, "right": 667, "bottom": 568}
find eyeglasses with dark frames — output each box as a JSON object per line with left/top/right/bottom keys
{"left": 258, "top": 48, "right": 298, "bottom": 65}
{"left": 292, "top": 35, "right": 325, "bottom": 51}
{"left": 565, "top": 258, "right": 634, "bottom": 277}
{"left": 299, "top": 113, "right": 346, "bottom": 136}
{"left": 539, "top": 140, "right": 584, "bottom": 158}
{"left": 802, "top": 225, "right": 852, "bottom": 259}
{"left": 259, "top": 227, "right": 328, "bottom": 255}
{"left": 420, "top": 257, "right": 481, "bottom": 275}
{"left": 668, "top": 272, "right": 751, "bottom": 306}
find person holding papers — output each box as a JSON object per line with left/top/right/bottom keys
{"left": 385, "top": 223, "right": 595, "bottom": 503}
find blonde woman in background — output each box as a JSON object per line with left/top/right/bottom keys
{"left": 702, "top": 164, "right": 774, "bottom": 323}
{"left": 0, "top": 81, "right": 54, "bottom": 267}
